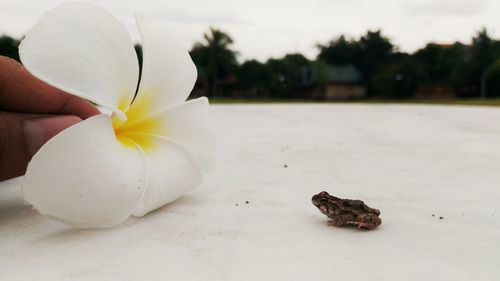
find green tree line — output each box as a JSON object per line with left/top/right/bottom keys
{"left": 188, "top": 28, "right": 500, "bottom": 99}
{"left": 2, "top": 28, "right": 500, "bottom": 99}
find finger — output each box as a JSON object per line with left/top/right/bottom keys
{"left": 0, "top": 111, "right": 82, "bottom": 181}
{"left": 0, "top": 56, "right": 100, "bottom": 119}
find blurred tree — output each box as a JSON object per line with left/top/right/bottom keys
{"left": 0, "top": 35, "right": 20, "bottom": 62}
{"left": 372, "top": 55, "right": 424, "bottom": 99}
{"left": 413, "top": 42, "right": 468, "bottom": 88}
{"left": 190, "top": 28, "right": 238, "bottom": 97}
{"left": 414, "top": 43, "right": 447, "bottom": 83}
{"left": 483, "top": 59, "right": 500, "bottom": 97}
{"left": 266, "top": 53, "right": 310, "bottom": 99}
{"left": 357, "top": 30, "right": 395, "bottom": 97}
{"left": 236, "top": 60, "right": 272, "bottom": 98}
{"left": 317, "top": 35, "right": 359, "bottom": 65}
{"left": 312, "top": 60, "right": 329, "bottom": 93}
{"left": 468, "top": 28, "right": 496, "bottom": 98}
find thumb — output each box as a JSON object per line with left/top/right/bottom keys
{"left": 0, "top": 112, "right": 82, "bottom": 181}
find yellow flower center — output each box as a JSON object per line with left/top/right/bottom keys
{"left": 112, "top": 94, "right": 161, "bottom": 151}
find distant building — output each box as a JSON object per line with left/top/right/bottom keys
{"left": 312, "top": 64, "right": 366, "bottom": 100}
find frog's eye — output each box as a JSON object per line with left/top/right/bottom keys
{"left": 320, "top": 198, "right": 328, "bottom": 204}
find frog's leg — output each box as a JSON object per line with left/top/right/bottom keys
{"left": 327, "top": 219, "right": 345, "bottom": 227}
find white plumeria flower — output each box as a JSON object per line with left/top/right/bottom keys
{"left": 19, "top": 3, "right": 215, "bottom": 228}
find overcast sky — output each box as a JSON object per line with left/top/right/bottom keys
{"left": 0, "top": 0, "right": 498, "bottom": 61}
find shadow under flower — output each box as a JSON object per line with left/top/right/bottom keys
{"left": 40, "top": 194, "right": 202, "bottom": 241}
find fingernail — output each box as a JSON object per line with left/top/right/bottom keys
{"left": 23, "top": 115, "right": 82, "bottom": 156}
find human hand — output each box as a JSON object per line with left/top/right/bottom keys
{"left": 0, "top": 56, "right": 100, "bottom": 181}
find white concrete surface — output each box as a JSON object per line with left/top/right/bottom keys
{"left": 1, "top": 104, "right": 500, "bottom": 280}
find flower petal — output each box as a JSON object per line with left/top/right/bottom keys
{"left": 22, "top": 115, "right": 146, "bottom": 228}
{"left": 132, "top": 137, "right": 203, "bottom": 217}
{"left": 19, "top": 3, "right": 139, "bottom": 112}
{"left": 116, "top": 97, "right": 216, "bottom": 171}
{"left": 136, "top": 18, "right": 197, "bottom": 112}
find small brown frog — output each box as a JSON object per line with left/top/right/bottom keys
{"left": 312, "top": 191, "right": 381, "bottom": 230}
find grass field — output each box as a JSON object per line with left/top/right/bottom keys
{"left": 209, "top": 98, "right": 500, "bottom": 107}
